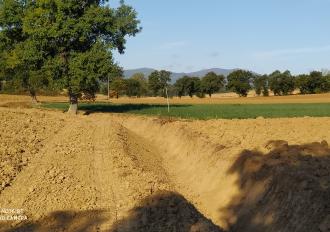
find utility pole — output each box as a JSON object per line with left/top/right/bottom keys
{"left": 165, "top": 87, "right": 170, "bottom": 113}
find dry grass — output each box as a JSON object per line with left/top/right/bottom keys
{"left": 2, "top": 92, "right": 330, "bottom": 106}
{"left": 109, "top": 92, "right": 330, "bottom": 105}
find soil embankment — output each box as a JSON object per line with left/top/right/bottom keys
{"left": 0, "top": 107, "right": 329, "bottom": 232}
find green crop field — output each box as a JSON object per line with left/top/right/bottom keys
{"left": 41, "top": 102, "right": 330, "bottom": 119}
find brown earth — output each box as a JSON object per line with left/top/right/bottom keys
{"left": 0, "top": 104, "right": 329, "bottom": 231}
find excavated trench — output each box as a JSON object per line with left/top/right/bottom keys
{"left": 0, "top": 108, "right": 329, "bottom": 232}
{"left": 116, "top": 115, "right": 330, "bottom": 232}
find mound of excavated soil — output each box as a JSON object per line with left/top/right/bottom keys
{"left": 224, "top": 141, "right": 330, "bottom": 232}
{"left": 0, "top": 107, "right": 329, "bottom": 232}
{"left": 118, "top": 115, "right": 330, "bottom": 232}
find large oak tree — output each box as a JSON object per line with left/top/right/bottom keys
{"left": 21, "top": 0, "right": 141, "bottom": 113}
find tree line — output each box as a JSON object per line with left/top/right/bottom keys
{"left": 0, "top": 1, "right": 329, "bottom": 110}
{"left": 102, "top": 69, "right": 330, "bottom": 98}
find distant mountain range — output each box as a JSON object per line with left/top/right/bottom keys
{"left": 123, "top": 68, "right": 237, "bottom": 83}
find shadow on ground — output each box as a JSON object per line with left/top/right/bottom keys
{"left": 78, "top": 103, "right": 189, "bottom": 115}
{"left": 3, "top": 192, "right": 223, "bottom": 232}
{"left": 3, "top": 142, "right": 330, "bottom": 232}
{"left": 110, "top": 191, "right": 223, "bottom": 232}
{"left": 2, "top": 210, "right": 110, "bottom": 232}
{"left": 222, "top": 140, "right": 330, "bottom": 232}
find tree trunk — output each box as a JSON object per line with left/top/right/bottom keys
{"left": 31, "top": 95, "right": 38, "bottom": 104}
{"left": 61, "top": 51, "right": 77, "bottom": 114}
{"left": 30, "top": 90, "right": 39, "bottom": 104}
{"left": 68, "top": 94, "right": 78, "bottom": 114}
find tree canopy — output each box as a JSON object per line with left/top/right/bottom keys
{"left": 129, "top": 72, "right": 148, "bottom": 96}
{"left": 201, "top": 72, "right": 224, "bottom": 97}
{"left": 148, "top": 70, "right": 171, "bottom": 97}
{"left": 0, "top": 0, "right": 141, "bottom": 112}
{"left": 296, "top": 71, "right": 330, "bottom": 94}
{"left": 110, "top": 76, "right": 126, "bottom": 99}
{"left": 227, "top": 70, "right": 254, "bottom": 97}
{"left": 269, "top": 70, "right": 295, "bottom": 96}
{"left": 0, "top": 0, "right": 42, "bottom": 99}
{"left": 174, "top": 76, "right": 202, "bottom": 98}
{"left": 254, "top": 75, "right": 269, "bottom": 96}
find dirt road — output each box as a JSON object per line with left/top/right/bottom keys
{"left": 0, "top": 107, "right": 329, "bottom": 232}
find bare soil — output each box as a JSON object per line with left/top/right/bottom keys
{"left": 0, "top": 103, "right": 329, "bottom": 232}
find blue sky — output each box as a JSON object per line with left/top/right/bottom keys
{"left": 112, "top": 0, "right": 330, "bottom": 74}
